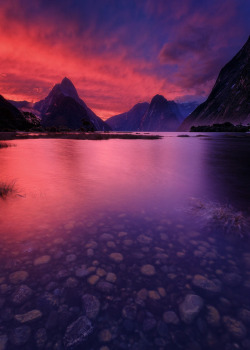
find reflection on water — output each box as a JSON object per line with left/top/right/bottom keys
{"left": 0, "top": 134, "right": 249, "bottom": 350}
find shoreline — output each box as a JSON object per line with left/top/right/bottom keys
{"left": 0, "top": 131, "right": 162, "bottom": 141}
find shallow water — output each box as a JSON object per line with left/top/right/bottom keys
{"left": 0, "top": 133, "right": 250, "bottom": 350}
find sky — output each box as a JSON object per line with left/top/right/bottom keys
{"left": 0, "top": 0, "right": 249, "bottom": 120}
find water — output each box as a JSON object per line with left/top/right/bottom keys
{"left": 0, "top": 133, "right": 250, "bottom": 349}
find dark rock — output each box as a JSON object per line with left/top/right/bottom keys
{"left": 96, "top": 281, "right": 114, "bottom": 294}
{"left": 0, "top": 334, "right": 8, "bottom": 350}
{"left": 82, "top": 294, "right": 100, "bottom": 320}
{"left": 179, "top": 294, "right": 204, "bottom": 324}
{"left": 37, "top": 292, "right": 59, "bottom": 313}
{"left": 63, "top": 316, "right": 93, "bottom": 349}
{"left": 123, "top": 319, "right": 136, "bottom": 333}
{"left": 238, "top": 308, "right": 250, "bottom": 325}
{"left": 122, "top": 304, "right": 137, "bottom": 320}
{"left": 35, "top": 328, "right": 47, "bottom": 349}
{"left": 10, "top": 326, "right": 31, "bottom": 346}
{"left": 163, "top": 311, "right": 179, "bottom": 325}
{"left": 142, "top": 317, "right": 157, "bottom": 332}
{"left": 46, "top": 311, "right": 59, "bottom": 329}
{"left": 11, "top": 284, "right": 33, "bottom": 305}
{"left": 223, "top": 316, "right": 247, "bottom": 339}
{"left": 157, "top": 321, "right": 168, "bottom": 337}
{"left": 192, "top": 275, "right": 222, "bottom": 297}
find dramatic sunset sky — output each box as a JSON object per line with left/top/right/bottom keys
{"left": 0, "top": 0, "right": 249, "bottom": 119}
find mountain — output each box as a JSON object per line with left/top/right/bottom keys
{"left": 106, "top": 102, "right": 149, "bottom": 131}
{"left": 34, "top": 77, "right": 110, "bottom": 131}
{"left": 106, "top": 97, "right": 198, "bottom": 131}
{"left": 140, "top": 95, "right": 180, "bottom": 131}
{"left": 0, "top": 95, "right": 40, "bottom": 131}
{"left": 179, "top": 36, "right": 250, "bottom": 131}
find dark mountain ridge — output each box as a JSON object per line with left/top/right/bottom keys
{"left": 34, "top": 77, "right": 110, "bottom": 131}
{"left": 179, "top": 36, "right": 250, "bottom": 131}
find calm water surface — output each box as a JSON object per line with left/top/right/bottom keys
{"left": 0, "top": 133, "right": 250, "bottom": 350}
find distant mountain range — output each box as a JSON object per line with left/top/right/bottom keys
{"left": 179, "top": 36, "right": 250, "bottom": 131}
{"left": 106, "top": 96, "right": 198, "bottom": 131}
{"left": 1, "top": 36, "right": 249, "bottom": 132}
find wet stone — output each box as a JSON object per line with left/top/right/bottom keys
{"left": 37, "top": 292, "right": 59, "bottom": 313}
{"left": 100, "top": 234, "right": 114, "bottom": 241}
{"left": 87, "top": 274, "right": 99, "bottom": 285}
{"left": 157, "top": 321, "right": 168, "bottom": 337}
{"left": 158, "top": 287, "right": 166, "bottom": 297}
{"left": 179, "top": 294, "right": 204, "bottom": 324}
{"left": 96, "top": 281, "right": 114, "bottom": 294}
{"left": 106, "top": 272, "right": 117, "bottom": 283}
{"left": 137, "top": 235, "right": 152, "bottom": 244}
{"left": 82, "top": 294, "right": 100, "bottom": 320}
{"left": 34, "top": 255, "right": 51, "bottom": 266}
{"left": 63, "top": 316, "right": 93, "bottom": 350}
{"left": 148, "top": 290, "right": 161, "bottom": 300}
{"left": 66, "top": 254, "right": 76, "bottom": 263}
{"left": 0, "top": 335, "right": 8, "bottom": 350}
{"left": 75, "top": 266, "right": 90, "bottom": 278}
{"left": 96, "top": 268, "right": 107, "bottom": 277}
{"left": 137, "top": 288, "right": 148, "bottom": 300}
{"left": 14, "top": 309, "right": 42, "bottom": 323}
{"left": 223, "top": 316, "right": 247, "bottom": 339}
{"left": 10, "top": 326, "right": 31, "bottom": 346}
{"left": 9, "top": 271, "right": 28, "bottom": 284}
{"left": 35, "top": 328, "right": 47, "bottom": 349}
{"left": 87, "top": 249, "right": 94, "bottom": 257}
{"left": 238, "top": 308, "right": 250, "bottom": 325}
{"left": 57, "top": 269, "right": 71, "bottom": 280}
{"left": 192, "top": 274, "right": 222, "bottom": 297}
{"left": 141, "top": 264, "right": 155, "bottom": 276}
{"left": 99, "top": 329, "right": 112, "bottom": 342}
{"left": 65, "top": 277, "right": 78, "bottom": 288}
{"left": 163, "top": 311, "right": 180, "bottom": 325}
{"left": 142, "top": 317, "right": 157, "bottom": 331}
{"left": 122, "top": 304, "right": 137, "bottom": 320}
{"left": 11, "top": 284, "right": 33, "bottom": 305}
{"left": 109, "top": 253, "right": 123, "bottom": 263}
{"left": 205, "top": 305, "right": 220, "bottom": 327}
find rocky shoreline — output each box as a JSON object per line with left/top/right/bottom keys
{"left": 0, "top": 212, "right": 250, "bottom": 349}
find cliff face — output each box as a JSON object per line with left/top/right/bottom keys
{"left": 179, "top": 37, "right": 250, "bottom": 131}
{"left": 35, "top": 78, "right": 110, "bottom": 131}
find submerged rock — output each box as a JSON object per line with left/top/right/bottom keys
{"left": 34, "top": 255, "right": 51, "bottom": 266}
{"left": 141, "top": 265, "right": 156, "bottom": 276}
{"left": 192, "top": 275, "right": 221, "bottom": 296}
{"left": 122, "top": 304, "right": 137, "bottom": 320}
{"left": 63, "top": 316, "right": 93, "bottom": 349}
{"left": 11, "top": 284, "right": 33, "bottom": 305}
{"left": 0, "top": 334, "right": 8, "bottom": 350}
{"left": 179, "top": 294, "right": 204, "bottom": 324}
{"left": 205, "top": 305, "right": 220, "bottom": 327}
{"left": 14, "top": 309, "right": 42, "bottom": 323}
{"left": 10, "top": 326, "right": 31, "bottom": 346}
{"left": 223, "top": 316, "right": 247, "bottom": 339}
{"left": 98, "top": 329, "right": 112, "bottom": 342}
{"left": 82, "top": 294, "right": 100, "bottom": 320}
{"left": 96, "top": 281, "right": 114, "bottom": 294}
{"left": 163, "top": 311, "right": 180, "bottom": 325}
{"left": 9, "top": 271, "right": 28, "bottom": 284}
{"left": 35, "top": 328, "right": 47, "bottom": 349}
{"left": 109, "top": 253, "right": 123, "bottom": 263}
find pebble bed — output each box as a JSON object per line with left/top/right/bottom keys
{"left": 0, "top": 211, "right": 250, "bottom": 350}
